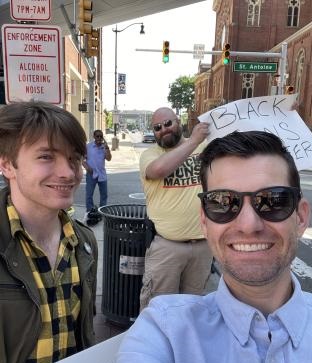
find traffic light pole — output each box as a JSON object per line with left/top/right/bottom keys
{"left": 136, "top": 42, "right": 287, "bottom": 94}
{"left": 112, "top": 23, "right": 145, "bottom": 151}
{"left": 60, "top": 4, "right": 96, "bottom": 141}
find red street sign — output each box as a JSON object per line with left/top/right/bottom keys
{"left": 1, "top": 24, "right": 63, "bottom": 104}
{"left": 10, "top": 0, "right": 51, "bottom": 21}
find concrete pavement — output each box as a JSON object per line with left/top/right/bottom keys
{"left": 72, "top": 133, "right": 141, "bottom": 342}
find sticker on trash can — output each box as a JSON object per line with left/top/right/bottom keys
{"left": 119, "top": 255, "right": 145, "bottom": 275}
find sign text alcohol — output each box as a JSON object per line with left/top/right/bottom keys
{"left": 1, "top": 24, "right": 62, "bottom": 104}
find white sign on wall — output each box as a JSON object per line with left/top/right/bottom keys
{"left": 199, "top": 94, "right": 312, "bottom": 171}
{"left": 1, "top": 24, "right": 63, "bottom": 104}
{"left": 10, "top": 0, "right": 51, "bottom": 21}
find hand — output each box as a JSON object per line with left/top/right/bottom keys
{"left": 189, "top": 121, "right": 210, "bottom": 145}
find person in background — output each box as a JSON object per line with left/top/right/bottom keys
{"left": 0, "top": 101, "right": 98, "bottom": 363}
{"left": 139, "top": 106, "right": 213, "bottom": 310}
{"left": 117, "top": 131, "right": 311, "bottom": 363}
{"left": 83, "top": 129, "right": 112, "bottom": 220}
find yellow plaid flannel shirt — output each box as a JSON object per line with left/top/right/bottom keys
{"left": 7, "top": 198, "right": 81, "bottom": 363}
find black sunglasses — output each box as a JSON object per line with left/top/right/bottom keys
{"left": 153, "top": 119, "right": 176, "bottom": 132}
{"left": 198, "top": 186, "right": 301, "bottom": 224}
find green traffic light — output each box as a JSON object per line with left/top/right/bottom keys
{"left": 163, "top": 55, "right": 169, "bottom": 63}
{"left": 223, "top": 58, "right": 230, "bottom": 65}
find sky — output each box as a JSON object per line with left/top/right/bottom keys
{"left": 101, "top": 0, "right": 216, "bottom": 112}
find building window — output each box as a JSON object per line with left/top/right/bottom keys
{"left": 295, "top": 49, "right": 304, "bottom": 95}
{"left": 287, "top": 0, "right": 300, "bottom": 27}
{"left": 247, "top": 0, "right": 261, "bottom": 26}
{"left": 242, "top": 73, "right": 255, "bottom": 98}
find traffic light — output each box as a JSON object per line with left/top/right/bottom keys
{"left": 86, "top": 28, "right": 99, "bottom": 57}
{"left": 285, "top": 85, "right": 294, "bottom": 95}
{"left": 94, "top": 84, "right": 98, "bottom": 103}
{"left": 79, "top": 0, "right": 93, "bottom": 34}
{"left": 222, "top": 43, "right": 230, "bottom": 65}
{"left": 162, "top": 40, "right": 170, "bottom": 63}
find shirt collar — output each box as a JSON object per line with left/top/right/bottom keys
{"left": 7, "top": 195, "right": 78, "bottom": 248}
{"left": 92, "top": 141, "right": 104, "bottom": 148}
{"left": 216, "top": 274, "right": 309, "bottom": 348}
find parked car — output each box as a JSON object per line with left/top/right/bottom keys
{"left": 142, "top": 131, "right": 156, "bottom": 143}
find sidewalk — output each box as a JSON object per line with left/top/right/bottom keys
{"left": 73, "top": 133, "right": 139, "bottom": 342}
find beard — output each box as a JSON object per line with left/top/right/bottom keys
{"left": 221, "top": 233, "right": 298, "bottom": 287}
{"left": 156, "top": 127, "right": 183, "bottom": 148}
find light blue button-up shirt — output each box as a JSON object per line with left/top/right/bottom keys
{"left": 117, "top": 274, "right": 312, "bottom": 363}
{"left": 86, "top": 141, "right": 107, "bottom": 181}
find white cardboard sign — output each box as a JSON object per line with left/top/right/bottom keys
{"left": 10, "top": 0, "right": 51, "bottom": 21}
{"left": 1, "top": 24, "right": 63, "bottom": 104}
{"left": 198, "top": 95, "right": 312, "bottom": 171}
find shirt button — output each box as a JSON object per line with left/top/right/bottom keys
{"left": 12, "top": 261, "right": 18, "bottom": 267}
{"left": 255, "top": 313, "right": 261, "bottom": 321}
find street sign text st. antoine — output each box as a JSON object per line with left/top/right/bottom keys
{"left": 233, "top": 61, "right": 278, "bottom": 73}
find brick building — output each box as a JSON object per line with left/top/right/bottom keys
{"left": 195, "top": 0, "right": 312, "bottom": 129}
{"left": 63, "top": 33, "right": 105, "bottom": 139}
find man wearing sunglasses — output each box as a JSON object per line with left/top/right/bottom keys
{"left": 139, "top": 107, "right": 213, "bottom": 310}
{"left": 118, "top": 131, "right": 311, "bottom": 362}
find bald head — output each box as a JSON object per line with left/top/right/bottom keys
{"left": 152, "top": 107, "right": 177, "bottom": 124}
{"left": 151, "top": 107, "right": 182, "bottom": 148}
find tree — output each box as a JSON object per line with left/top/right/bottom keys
{"left": 104, "top": 109, "right": 113, "bottom": 129}
{"left": 168, "top": 75, "right": 195, "bottom": 114}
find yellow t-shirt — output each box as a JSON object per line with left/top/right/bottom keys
{"left": 140, "top": 141, "right": 206, "bottom": 241}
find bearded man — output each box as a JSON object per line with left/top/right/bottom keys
{"left": 139, "top": 107, "right": 213, "bottom": 310}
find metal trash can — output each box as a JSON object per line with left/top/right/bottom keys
{"left": 99, "top": 204, "right": 150, "bottom": 326}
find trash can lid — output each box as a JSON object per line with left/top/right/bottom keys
{"left": 98, "top": 204, "right": 147, "bottom": 220}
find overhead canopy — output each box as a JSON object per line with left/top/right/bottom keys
{"left": 0, "top": 0, "right": 205, "bottom": 36}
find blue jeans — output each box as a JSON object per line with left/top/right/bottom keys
{"left": 86, "top": 172, "right": 108, "bottom": 212}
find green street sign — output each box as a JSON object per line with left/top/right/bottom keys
{"left": 233, "top": 61, "right": 278, "bottom": 73}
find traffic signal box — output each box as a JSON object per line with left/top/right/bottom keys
{"left": 86, "top": 28, "right": 99, "bottom": 57}
{"left": 79, "top": 0, "right": 93, "bottom": 34}
{"left": 222, "top": 43, "right": 230, "bottom": 65}
{"left": 95, "top": 84, "right": 98, "bottom": 103}
{"left": 285, "top": 85, "right": 294, "bottom": 95}
{"left": 162, "top": 41, "right": 170, "bottom": 63}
